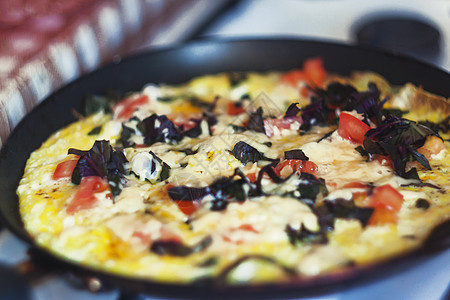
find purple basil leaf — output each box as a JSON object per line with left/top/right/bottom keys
{"left": 284, "top": 103, "right": 301, "bottom": 118}
{"left": 139, "top": 114, "right": 183, "bottom": 146}
{"left": 183, "top": 120, "right": 203, "bottom": 138}
{"left": 363, "top": 117, "right": 439, "bottom": 177}
{"left": 344, "top": 83, "right": 385, "bottom": 126}
{"left": 300, "top": 99, "right": 331, "bottom": 131}
{"left": 168, "top": 173, "right": 250, "bottom": 211}
{"left": 363, "top": 136, "right": 385, "bottom": 155}
{"left": 292, "top": 173, "right": 328, "bottom": 208}
{"left": 68, "top": 148, "right": 89, "bottom": 156}
{"left": 247, "top": 107, "right": 266, "bottom": 134}
{"left": 68, "top": 140, "right": 129, "bottom": 197}
{"left": 230, "top": 141, "right": 277, "bottom": 165}
{"left": 404, "top": 167, "right": 421, "bottom": 181}
{"left": 313, "top": 82, "right": 357, "bottom": 108}
{"left": 168, "top": 186, "right": 207, "bottom": 201}
{"left": 69, "top": 140, "right": 112, "bottom": 179}
{"left": 78, "top": 157, "right": 104, "bottom": 177}
{"left": 284, "top": 149, "right": 309, "bottom": 160}
{"left": 315, "top": 198, "right": 374, "bottom": 230}
{"left": 410, "top": 148, "right": 431, "bottom": 170}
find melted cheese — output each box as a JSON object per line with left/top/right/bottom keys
{"left": 301, "top": 132, "right": 394, "bottom": 187}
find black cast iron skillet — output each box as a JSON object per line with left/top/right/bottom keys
{"left": 0, "top": 39, "right": 449, "bottom": 299}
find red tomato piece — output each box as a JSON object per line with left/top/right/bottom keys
{"left": 342, "top": 181, "right": 368, "bottom": 189}
{"left": 274, "top": 159, "right": 318, "bottom": 176}
{"left": 366, "top": 184, "right": 404, "bottom": 226}
{"left": 173, "top": 119, "right": 198, "bottom": 131}
{"left": 53, "top": 158, "right": 78, "bottom": 180}
{"left": 353, "top": 191, "right": 370, "bottom": 207}
{"left": 368, "top": 208, "right": 397, "bottom": 226}
{"left": 263, "top": 116, "right": 303, "bottom": 137}
{"left": 237, "top": 224, "right": 259, "bottom": 233}
{"left": 222, "top": 235, "right": 241, "bottom": 244}
{"left": 274, "top": 160, "right": 299, "bottom": 176}
{"left": 113, "top": 95, "right": 149, "bottom": 119}
{"left": 303, "top": 57, "right": 327, "bottom": 87}
{"left": 281, "top": 69, "right": 308, "bottom": 86}
{"left": 343, "top": 182, "right": 370, "bottom": 205}
{"left": 132, "top": 231, "right": 152, "bottom": 244}
{"left": 337, "top": 112, "right": 371, "bottom": 144}
{"left": 222, "top": 224, "right": 259, "bottom": 244}
{"left": 281, "top": 57, "right": 327, "bottom": 90}
{"left": 66, "top": 176, "right": 109, "bottom": 214}
{"left": 246, "top": 172, "right": 257, "bottom": 183}
{"left": 369, "top": 184, "right": 404, "bottom": 212}
{"left": 300, "top": 161, "right": 319, "bottom": 174}
{"left": 373, "top": 154, "right": 393, "bottom": 168}
{"left": 417, "top": 135, "right": 445, "bottom": 159}
{"left": 227, "top": 102, "right": 245, "bottom": 116}
{"left": 175, "top": 200, "right": 202, "bottom": 216}
{"left": 300, "top": 86, "right": 310, "bottom": 97}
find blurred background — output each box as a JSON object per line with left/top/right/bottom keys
{"left": 1, "top": 0, "right": 450, "bottom": 145}
{"left": 0, "top": 0, "right": 449, "bottom": 299}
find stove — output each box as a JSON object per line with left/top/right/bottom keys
{"left": 1, "top": 1, "right": 449, "bottom": 299}
{"left": 201, "top": 0, "right": 450, "bottom": 72}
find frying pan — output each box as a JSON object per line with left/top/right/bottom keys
{"left": 0, "top": 39, "right": 449, "bottom": 298}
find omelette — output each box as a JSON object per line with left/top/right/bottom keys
{"left": 17, "top": 57, "right": 449, "bottom": 284}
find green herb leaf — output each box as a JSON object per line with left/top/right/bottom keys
{"left": 314, "top": 198, "right": 374, "bottom": 230}
{"left": 295, "top": 173, "right": 328, "bottom": 207}
{"left": 151, "top": 236, "right": 212, "bottom": 257}
{"left": 228, "top": 72, "right": 248, "bottom": 87}
{"left": 84, "top": 94, "right": 115, "bottom": 115}
{"left": 230, "top": 141, "right": 277, "bottom": 165}
{"left": 87, "top": 125, "right": 102, "bottom": 136}
{"left": 285, "top": 224, "right": 327, "bottom": 245}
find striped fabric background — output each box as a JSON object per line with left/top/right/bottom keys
{"left": 0, "top": 0, "right": 225, "bottom": 147}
